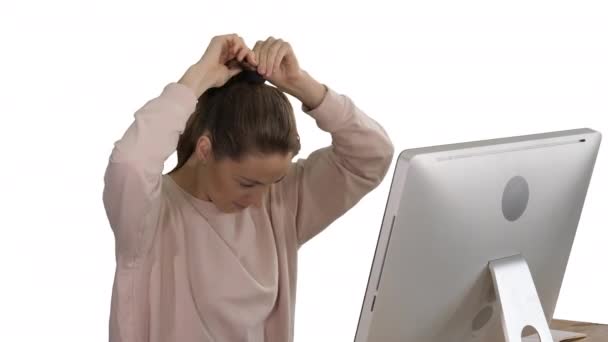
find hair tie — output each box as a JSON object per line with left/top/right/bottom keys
{"left": 238, "top": 69, "right": 266, "bottom": 84}
{"left": 224, "top": 59, "right": 266, "bottom": 85}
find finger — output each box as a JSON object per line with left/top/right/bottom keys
{"left": 239, "top": 58, "right": 257, "bottom": 71}
{"left": 252, "top": 40, "right": 263, "bottom": 67}
{"left": 246, "top": 50, "right": 258, "bottom": 66}
{"left": 218, "top": 34, "right": 238, "bottom": 62}
{"left": 260, "top": 36, "right": 276, "bottom": 75}
{"left": 255, "top": 39, "right": 268, "bottom": 75}
{"left": 225, "top": 34, "right": 247, "bottom": 60}
{"left": 222, "top": 34, "right": 236, "bottom": 50}
{"left": 236, "top": 45, "right": 250, "bottom": 62}
{"left": 225, "top": 55, "right": 243, "bottom": 78}
{"left": 259, "top": 37, "right": 276, "bottom": 75}
{"left": 228, "top": 66, "right": 242, "bottom": 78}
{"left": 272, "top": 43, "right": 290, "bottom": 76}
{"left": 266, "top": 39, "right": 283, "bottom": 77}
{"left": 228, "top": 34, "right": 242, "bottom": 54}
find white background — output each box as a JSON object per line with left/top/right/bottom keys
{"left": 1, "top": 0, "right": 606, "bottom": 341}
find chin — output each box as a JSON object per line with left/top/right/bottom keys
{"left": 232, "top": 202, "right": 247, "bottom": 211}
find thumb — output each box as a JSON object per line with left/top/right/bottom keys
{"left": 228, "top": 66, "right": 242, "bottom": 78}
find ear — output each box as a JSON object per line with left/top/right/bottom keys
{"left": 194, "top": 134, "right": 213, "bottom": 163}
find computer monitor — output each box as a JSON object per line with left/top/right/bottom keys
{"left": 354, "top": 128, "right": 601, "bottom": 342}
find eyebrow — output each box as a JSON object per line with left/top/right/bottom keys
{"left": 239, "top": 175, "right": 286, "bottom": 185}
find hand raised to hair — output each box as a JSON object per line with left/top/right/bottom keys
{"left": 179, "top": 33, "right": 258, "bottom": 96}
{"left": 252, "top": 36, "right": 326, "bottom": 109}
{"left": 252, "top": 37, "right": 304, "bottom": 93}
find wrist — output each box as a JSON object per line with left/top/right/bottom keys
{"left": 283, "top": 70, "right": 327, "bottom": 110}
{"left": 178, "top": 62, "right": 214, "bottom": 97}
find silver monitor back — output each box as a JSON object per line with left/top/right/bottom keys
{"left": 354, "top": 128, "right": 601, "bottom": 342}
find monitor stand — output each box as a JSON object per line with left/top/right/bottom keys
{"left": 488, "top": 254, "right": 586, "bottom": 342}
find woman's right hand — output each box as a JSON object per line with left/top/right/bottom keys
{"left": 179, "top": 34, "right": 258, "bottom": 96}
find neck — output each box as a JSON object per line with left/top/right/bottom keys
{"left": 170, "top": 165, "right": 211, "bottom": 202}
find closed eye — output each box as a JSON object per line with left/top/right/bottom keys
{"left": 237, "top": 175, "right": 287, "bottom": 187}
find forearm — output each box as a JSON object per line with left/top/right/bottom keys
{"left": 303, "top": 85, "right": 395, "bottom": 182}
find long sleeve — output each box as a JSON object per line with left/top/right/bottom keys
{"left": 278, "top": 86, "right": 395, "bottom": 247}
{"left": 102, "top": 82, "right": 198, "bottom": 267}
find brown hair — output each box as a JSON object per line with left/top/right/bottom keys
{"left": 169, "top": 70, "right": 301, "bottom": 173}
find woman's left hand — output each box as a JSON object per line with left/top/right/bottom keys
{"left": 252, "top": 37, "right": 326, "bottom": 109}
{"left": 252, "top": 37, "right": 304, "bottom": 90}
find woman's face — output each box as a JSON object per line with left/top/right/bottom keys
{"left": 183, "top": 133, "right": 294, "bottom": 213}
{"left": 201, "top": 151, "right": 293, "bottom": 213}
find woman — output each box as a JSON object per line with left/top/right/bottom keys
{"left": 103, "top": 33, "right": 394, "bottom": 342}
